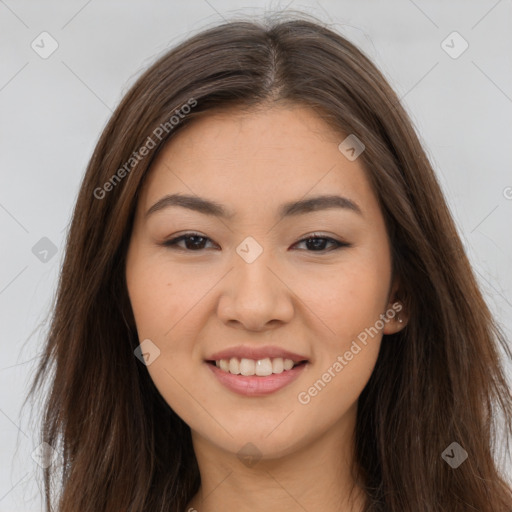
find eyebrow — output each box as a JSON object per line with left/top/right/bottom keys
{"left": 145, "top": 193, "right": 362, "bottom": 220}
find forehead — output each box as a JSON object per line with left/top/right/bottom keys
{"left": 139, "top": 105, "right": 379, "bottom": 221}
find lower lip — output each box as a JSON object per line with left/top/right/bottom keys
{"left": 205, "top": 361, "right": 308, "bottom": 396}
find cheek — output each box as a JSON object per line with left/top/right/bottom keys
{"left": 126, "top": 265, "right": 174, "bottom": 338}
{"left": 292, "top": 264, "right": 387, "bottom": 425}
{"left": 126, "top": 259, "right": 208, "bottom": 423}
{"left": 126, "top": 255, "right": 205, "bottom": 340}
{"left": 126, "top": 255, "right": 222, "bottom": 393}
{"left": 294, "top": 255, "right": 390, "bottom": 346}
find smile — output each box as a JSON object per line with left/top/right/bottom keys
{"left": 206, "top": 358, "right": 309, "bottom": 396}
{"left": 209, "top": 357, "right": 306, "bottom": 376}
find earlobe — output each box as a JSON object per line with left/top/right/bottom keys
{"left": 394, "top": 308, "right": 408, "bottom": 331}
{"left": 383, "top": 301, "right": 408, "bottom": 335}
{"left": 384, "top": 275, "right": 408, "bottom": 334}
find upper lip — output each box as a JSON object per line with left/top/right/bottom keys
{"left": 206, "top": 346, "right": 309, "bottom": 363}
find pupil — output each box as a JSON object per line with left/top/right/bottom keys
{"left": 187, "top": 236, "right": 205, "bottom": 249}
{"left": 307, "top": 238, "right": 325, "bottom": 251}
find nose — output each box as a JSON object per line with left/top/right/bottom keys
{"left": 216, "top": 247, "right": 295, "bottom": 331}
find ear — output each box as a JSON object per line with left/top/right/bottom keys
{"left": 382, "top": 276, "right": 408, "bottom": 335}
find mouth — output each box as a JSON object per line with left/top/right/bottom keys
{"left": 205, "top": 357, "right": 309, "bottom": 396}
{"left": 206, "top": 357, "right": 309, "bottom": 377}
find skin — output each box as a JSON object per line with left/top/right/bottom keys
{"left": 125, "top": 104, "right": 407, "bottom": 512}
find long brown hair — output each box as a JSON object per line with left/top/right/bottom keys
{"left": 26, "top": 11, "right": 512, "bottom": 511}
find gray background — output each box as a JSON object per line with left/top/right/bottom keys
{"left": 1, "top": 0, "right": 511, "bottom": 510}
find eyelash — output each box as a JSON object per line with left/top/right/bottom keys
{"left": 161, "top": 232, "right": 351, "bottom": 253}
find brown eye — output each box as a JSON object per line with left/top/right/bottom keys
{"left": 293, "top": 235, "right": 350, "bottom": 252}
{"left": 162, "top": 233, "right": 350, "bottom": 253}
{"left": 163, "top": 233, "right": 216, "bottom": 251}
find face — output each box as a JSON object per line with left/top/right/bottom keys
{"left": 125, "top": 104, "right": 404, "bottom": 461}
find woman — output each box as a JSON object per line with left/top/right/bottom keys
{"left": 27, "top": 12, "right": 512, "bottom": 512}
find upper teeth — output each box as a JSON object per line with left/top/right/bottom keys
{"left": 215, "top": 357, "right": 297, "bottom": 376}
